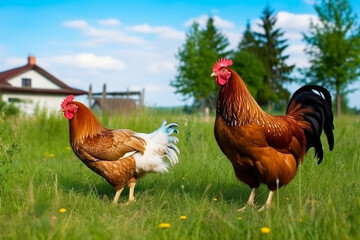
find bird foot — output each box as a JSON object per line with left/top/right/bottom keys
{"left": 125, "top": 198, "right": 136, "bottom": 205}
{"left": 258, "top": 204, "right": 271, "bottom": 212}
{"left": 237, "top": 203, "right": 255, "bottom": 212}
{"left": 258, "top": 191, "right": 274, "bottom": 212}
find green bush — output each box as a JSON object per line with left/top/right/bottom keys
{"left": 0, "top": 117, "right": 20, "bottom": 179}
{"left": 0, "top": 98, "right": 20, "bottom": 118}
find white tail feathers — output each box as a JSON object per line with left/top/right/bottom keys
{"left": 133, "top": 121, "right": 180, "bottom": 174}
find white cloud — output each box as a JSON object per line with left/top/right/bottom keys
{"left": 249, "top": 11, "right": 321, "bottom": 69}
{"left": 58, "top": 18, "right": 183, "bottom": 106}
{"left": 48, "top": 53, "right": 126, "bottom": 70}
{"left": 116, "top": 48, "right": 163, "bottom": 59}
{"left": 303, "top": 0, "right": 316, "bottom": 5}
{"left": 63, "top": 19, "right": 145, "bottom": 45}
{"left": 85, "top": 28, "right": 145, "bottom": 44}
{"left": 277, "top": 12, "right": 317, "bottom": 30}
{"left": 185, "top": 15, "right": 235, "bottom": 29}
{"left": 223, "top": 30, "right": 242, "bottom": 50}
{"left": 63, "top": 20, "right": 89, "bottom": 29}
{"left": 277, "top": 12, "right": 319, "bottom": 41}
{"left": 183, "top": 15, "right": 239, "bottom": 49}
{"left": 60, "top": 77, "right": 82, "bottom": 85}
{"left": 62, "top": 19, "right": 185, "bottom": 47}
{"left": 131, "top": 84, "right": 162, "bottom": 92}
{"left": 213, "top": 16, "right": 236, "bottom": 29}
{"left": 127, "top": 24, "right": 185, "bottom": 40}
{"left": 4, "top": 57, "right": 26, "bottom": 67}
{"left": 252, "top": 11, "right": 319, "bottom": 41}
{"left": 146, "top": 60, "right": 176, "bottom": 74}
{"left": 284, "top": 44, "right": 310, "bottom": 68}
{"left": 98, "top": 18, "right": 121, "bottom": 26}
{"left": 286, "top": 43, "right": 306, "bottom": 55}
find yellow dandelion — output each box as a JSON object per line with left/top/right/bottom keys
{"left": 180, "top": 215, "right": 187, "bottom": 220}
{"left": 213, "top": 197, "right": 218, "bottom": 202}
{"left": 286, "top": 197, "right": 290, "bottom": 201}
{"left": 66, "top": 146, "right": 71, "bottom": 150}
{"left": 260, "top": 227, "right": 271, "bottom": 234}
{"left": 158, "top": 223, "right": 171, "bottom": 229}
{"left": 237, "top": 217, "right": 242, "bottom": 221}
{"left": 59, "top": 208, "right": 67, "bottom": 213}
{"left": 50, "top": 153, "right": 55, "bottom": 157}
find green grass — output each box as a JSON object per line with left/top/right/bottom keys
{"left": 0, "top": 109, "right": 359, "bottom": 239}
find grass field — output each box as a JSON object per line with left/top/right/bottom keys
{"left": 0, "top": 109, "right": 359, "bottom": 239}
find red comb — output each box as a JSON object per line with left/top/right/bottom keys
{"left": 212, "top": 58, "right": 233, "bottom": 72}
{"left": 61, "top": 95, "right": 74, "bottom": 108}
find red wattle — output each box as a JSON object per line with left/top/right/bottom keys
{"left": 216, "top": 77, "right": 227, "bottom": 86}
{"left": 65, "top": 111, "right": 74, "bottom": 120}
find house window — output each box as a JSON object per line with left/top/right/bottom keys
{"left": 8, "top": 98, "right": 21, "bottom": 103}
{"left": 22, "top": 78, "right": 32, "bottom": 87}
{"left": 8, "top": 98, "right": 32, "bottom": 103}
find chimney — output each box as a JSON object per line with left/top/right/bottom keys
{"left": 28, "top": 55, "right": 36, "bottom": 65}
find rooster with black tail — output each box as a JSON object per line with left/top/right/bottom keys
{"left": 211, "top": 58, "right": 334, "bottom": 211}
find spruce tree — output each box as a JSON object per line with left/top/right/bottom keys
{"left": 172, "top": 17, "right": 230, "bottom": 110}
{"left": 253, "top": 5, "right": 295, "bottom": 111}
{"left": 232, "top": 21, "right": 266, "bottom": 99}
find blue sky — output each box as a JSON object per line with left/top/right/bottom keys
{"left": 1, "top": 0, "right": 360, "bottom": 108}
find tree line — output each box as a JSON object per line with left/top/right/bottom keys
{"left": 171, "top": 0, "right": 360, "bottom": 116}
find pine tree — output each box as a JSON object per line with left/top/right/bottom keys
{"left": 238, "top": 20, "right": 258, "bottom": 53}
{"left": 171, "top": 22, "right": 205, "bottom": 105}
{"left": 203, "top": 17, "right": 232, "bottom": 57}
{"left": 253, "top": 5, "right": 295, "bottom": 111}
{"left": 171, "top": 17, "right": 230, "bottom": 110}
{"left": 232, "top": 20, "right": 266, "bottom": 99}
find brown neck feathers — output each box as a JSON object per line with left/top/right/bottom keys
{"left": 216, "top": 69, "right": 265, "bottom": 126}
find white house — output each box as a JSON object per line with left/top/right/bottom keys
{"left": 0, "top": 56, "right": 87, "bottom": 114}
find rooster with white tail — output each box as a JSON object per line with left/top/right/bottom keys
{"left": 60, "top": 95, "right": 180, "bottom": 204}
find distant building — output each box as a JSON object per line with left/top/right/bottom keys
{"left": 0, "top": 56, "right": 87, "bottom": 114}
{"left": 92, "top": 98, "right": 137, "bottom": 114}
{"left": 89, "top": 84, "right": 144, "bottom": 114}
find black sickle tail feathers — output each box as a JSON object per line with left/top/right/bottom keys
{"left": 286, "top": 85, "right": 334, "bottom": 164}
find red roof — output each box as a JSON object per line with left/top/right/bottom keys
{"left": 0, "top": 56, "right": 87, "bottom": 95}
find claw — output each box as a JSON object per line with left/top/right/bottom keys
{"left": 237, "top": 203, "right": 256, "bottom": 212}
{"left": 125, "top": 198, "right": 136, "bottom": 205}
{"left": 237, "top": 188, "right": 257, "bottom": 212}
{"left": 258, "top": 191, "right": 274, "bottom": 212}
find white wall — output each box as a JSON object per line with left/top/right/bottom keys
{"left": 7, "top": 69, "right": 61, "bottom": 89}
{"left": 2, "top": 93, "right": 66, "bottom": 115}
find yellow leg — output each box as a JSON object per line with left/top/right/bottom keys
{"left": 237, "top": 188, "right": 257, "bottom": 212}
{"left": 126, "top": 178, "right": 136, "bottom": 205}
{"left": 113, "top": 187, "right": 124, "bottom": 204}
{"left": 258, "top": 190, "right": 274, "bottom": 212}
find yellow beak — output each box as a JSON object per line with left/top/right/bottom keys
{"left": 210, "top": 72, "right": 217, "bottom": 77}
